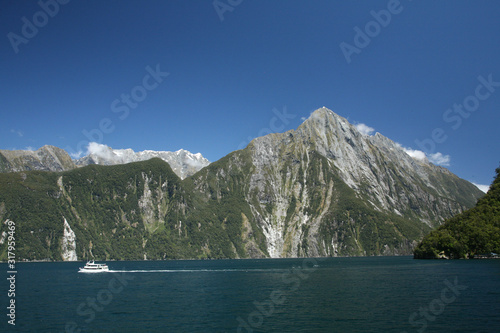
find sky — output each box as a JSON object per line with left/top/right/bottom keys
{"left": 1, "top": 0, "right": 499, "bottom": 190}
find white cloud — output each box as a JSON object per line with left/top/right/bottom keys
{"left": 472, "top": 183, "right": 490, "bottom": 193}
{"left": 10, "top": 129, "right": 23, "bottom": 137}
{"left": 403, "top": 148, "right": 427, "bottom": 161}
{"left": 398, "top": 144, "right": 451, "bottom": 167}
{"left": 184, "top": 157, "right": 207, "bottom": 170}
{"left": 86, "top": 142, "right": 120, "bottom": 162}
{"left": 427, "top": 152, "right": 451, "bottom": 166}
{"left": 355, "top": 123, "right": 375, "bottom": 136}
{"left": 70, "top": 151, "right": 84, "bottom": 159}
{"left": 87, "top": 142, "right": 108, "bottom": 155}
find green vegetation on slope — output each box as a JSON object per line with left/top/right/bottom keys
{"left": 0, "top": 159, "right": 184, "bottom": 260}
{"left": 0, "top": 152, "right": 486, "bottom": 261}
{"left": 0, "top": 171, "right": 62, "bottom": 260}
{"left": 311, "top": 153, "right": 429, "bottom": 257}
{"left": 0, "top": 156, "right": 268, "bottom": 261}
{"left": 414, "top": 165, "right": 500, "bottom": 259}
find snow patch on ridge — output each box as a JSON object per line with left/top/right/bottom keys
{"left": 78, "top": 142, "right": 210, "bottom": 179}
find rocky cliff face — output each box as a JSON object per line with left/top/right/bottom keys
{"left": 414, "top": 164, "right": 500, "bottom": 259}
{"left": 0, "top": 108, "right": 484, "bottom": 261}
{"left": 0, "top": 144, "right": 209, "bottom": 180}
{"left": 298, "top": 108, "right": 478, "bottom": 226}
{"left": 61, "top": 217, "right": 78, "bottom": 261}
{"left": 0, "top": 145, "right": 75, "bottom": 172}
{"left": 188, "top": 107, "right": 483, "bottom": 257}
{"left": 76, "top": 144, "right": 210, "bottom": 179}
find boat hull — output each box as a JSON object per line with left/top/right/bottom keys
{"left": 78, "top": 267, "right": 109, "bottom": 273}
{"left": 79, "top": 261, "right": 109, "bottom": 273}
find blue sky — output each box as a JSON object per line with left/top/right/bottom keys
{"left": 1, "top": 0, "right": 499, "bottom": 189}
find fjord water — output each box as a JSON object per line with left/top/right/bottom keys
{"left": 2, "top": 257, "right": 499, "bottom": 332}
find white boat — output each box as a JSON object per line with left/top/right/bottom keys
{"left": 79, "top": 260, "right": 109, "bottom": 273}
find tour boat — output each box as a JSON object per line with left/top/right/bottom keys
{"left": 79, "top": 260, "right": 109, "bottom": 273}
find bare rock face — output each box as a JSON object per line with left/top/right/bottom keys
{"left": 61, "top": 217, "right": 78, "bottom": 261}
{"left": 191, "top": 107, "right": 483, "bottom": 258}
{"left": 76, "top": 144, "right": 210, "bottom": 179}
{"left": 0, "top": 107, "right": 484, "bottom": 260}
{"left": 0, "top": 145, "right": 76, "bottom": 172}
{"left": 0, "top": 144, "right": 209, "bottom": 180}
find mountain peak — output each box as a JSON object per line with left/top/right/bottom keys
{"left": 303, "top": 107, "right": 352, "bottom": 130}
{"left": 309, "top": 106, "right": 344, "bottom": 120}
{"left": 0, "top": 143, "right": 210, "bottom": 179}
{"left": 311, "top": 106, "right": 331, "bottom": 115}
{"left": 77, "top": 143, "right": 210, "bottom": 179}
{"left": 0, "top": 145, "right": 75, "bottom": 172}
{"left": 297, "top": 107, "right": 357, "bottom": 148}
{"left": 0, "top": 106, "right": 486, "bottom": 261}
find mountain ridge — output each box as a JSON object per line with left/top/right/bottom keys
{"left": 0, "top": 107, "right": 485, "bottom": 261}
{"left": 414, "top": 164, "right": 500, "bottom": 259}
{"left": 76, "top": 143, "right": 210, "bottom": 179}
{"left": 223, "top": 107, "right": 483, "bottom": 257}
{"left": 0, "top": 144, "right": 209, "bottom": 180}
{"left": 0, "top": 145, "right": 75, "bottom": 173}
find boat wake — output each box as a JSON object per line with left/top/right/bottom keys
{"left": 106, "top": 268, "right": 286, "bottom": 273}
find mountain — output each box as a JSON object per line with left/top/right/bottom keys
{"left": 0, "top": 145, "right": 75, "bottom": 172}
{"left": 0, "top": 107, "right": 484, "bottom": 261}
{"left": 187, "top": 107, "right": 483, "bottom": 257}
{"left": 0, "top": 144, "right": 209, "bottom": 180}
{"left": 75, "top": 143, "right": 210, "bottom": 180}
{"left": 0, "top": 157, "right": 266, "bottom": 261}
{"left": 414, "top": 164, "right": 500, "bottom": 259}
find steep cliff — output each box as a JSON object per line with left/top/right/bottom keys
{"left": 0, "top": 145, "right": 75, "bottom": 172}
{"left": 76, "top": 143, "right": 210, "bottom": 179}
{"left": 0, "top": 108, "right": 484, "bottom": 261}
{"left": 0, "top": 144, "right": 209, "bottom": 180}
{"left": 187, "top": 107, "right": 482, "bottom": 257}
{"left": 414, "top": 165, "right": 500, "bottom": 259}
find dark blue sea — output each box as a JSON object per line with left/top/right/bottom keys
{"left": 1, "top": 256, "right": 499, "bottom": 332}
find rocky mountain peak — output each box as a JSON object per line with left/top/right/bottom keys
{"left": 0, "top": 145, "right": 75, "bottom": 172}
{"left": 0, "top": 143, "right": 210, "bottom": 179}
{"left": 248, "top": 106, "right": 482, "bottom": 232}
{"left": 300, "top": 107, "right": 352, "bottom": 134}
{"left": 76, "top": 143, "right": 210, "bottom": 179}
{"left": 0, "top": 106, "right": 486, "bottom": 261}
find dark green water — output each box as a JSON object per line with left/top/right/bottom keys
{"left": 1, "top": 256, "right": 499, "bottom": 332}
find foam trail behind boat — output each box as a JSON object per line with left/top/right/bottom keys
{"left": 107, "top": 268, "right": 286, "bottom": 273}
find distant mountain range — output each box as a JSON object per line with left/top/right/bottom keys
{"left": 0, "top": 144, "right": 209, "bottom": 179}
{"left": 0, "top": 107, "right": 484, "bottom": 261}
{"left": 0, "top": 145, "right": 74, "bottom": 173}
